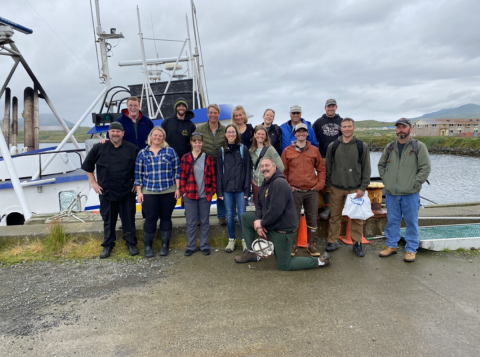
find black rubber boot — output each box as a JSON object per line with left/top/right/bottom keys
{"left": 143, "top": 231, "right": 155, "bottom": 258}
{"left": 159, "top": 230, "right": 172, "bottom": 256}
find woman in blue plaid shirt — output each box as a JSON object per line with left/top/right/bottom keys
{"left": 135, "top": 127, "right": 181, "bottom": 258}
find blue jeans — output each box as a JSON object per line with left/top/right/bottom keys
{"left": 216, "top": 197, "right": 226, "bottom": 219}
{"left": 385, "top": 193, "right": 421, "bottom": 253}
{"left": 223, "top": 191, "right": 246, "bottom": 240}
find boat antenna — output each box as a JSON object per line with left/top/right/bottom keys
{"left": 150, "top": 11, "right": 159, "bottom": 59}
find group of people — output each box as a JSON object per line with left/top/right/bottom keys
{"left": 82, "top": 96, "right": 431, "bottom": 270}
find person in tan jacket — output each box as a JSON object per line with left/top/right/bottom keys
{"left": 281, "top": 123, "right": 326, "bottom": 257}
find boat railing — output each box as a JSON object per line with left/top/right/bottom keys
{"left": 11, "top": 148, "right": 86, "bottom": 180}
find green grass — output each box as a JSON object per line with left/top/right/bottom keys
{"left": 14, "top": 127, "right": 93, "bottom": 144}
{"left": 442, "top": 248, "right": 452, "bottom": 253}
{"left": 0, "top": 229, "right": 231, "bottom": 265}
{"left": 358, "top": 134, "right": 480, "bottom": 150}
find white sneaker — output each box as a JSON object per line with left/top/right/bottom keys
{"left": 225, "top": 239, "right": 235, "bottom": 253}
{"left": 241, "top": 239, "right": 247, "bottom": 252}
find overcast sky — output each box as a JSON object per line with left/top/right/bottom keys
{"left": 1, "top": 0, "right": 480, "bottom": 127}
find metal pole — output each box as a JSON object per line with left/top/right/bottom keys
{"left": 194, "top": 47, "right": 206, "bottom": 108}
{"left": 33, "top": 83, "right": 39, "bottom": 150}
{"left": 23, "top": 87, "right": 34, "bottom": 151}
{"left": 0, "top": 130, "right": 32, "bottom": 221}
{"left": 31, "top": 86, "right": 109, "bottom": 181}
{"left": 193, "top": 51, "right": 201, "bottom": 108}
{"left": 0, "top": 58, "right": 19, "bottom": 100}
{"left": 12, "top": 96, "right": 18, "bottom": 148}
{"left": 137, "top": 6, "right": 153, "bottom": 118}
{"left": 157, "top": 40, "right": 187, "bottom": 112}
{"left": 9, "top": 43, "right": 83, "bottom": 153}
{"left": 2, "top": 87, "right": 11, "bottom": 147}
{"left": 94, "top": 0, "right": 111, "bottom": 88}
{"left": 185, "top": 14, "right": 195, "bottom": 109}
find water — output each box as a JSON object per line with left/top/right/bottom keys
{"left": 369, "top": 152, "right": 480, "bottom": 205}
{"left": 3, "top": 143, "right": 480, "bottom": 205}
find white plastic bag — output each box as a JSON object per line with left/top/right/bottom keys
{"left": 342, "top": 192, "right": 374, "bottom": 220}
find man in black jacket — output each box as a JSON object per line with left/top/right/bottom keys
{"left": 312, "top": 99, "right": 343, "bottom": 220}
{"left": 82, "top": 122, "right": 140, "bottom": 259}
{"left": 161, "top": 98, "right": 197, "bottom": 160}
{"left": 235, "top": 157, "right": 330, "bottom": 271}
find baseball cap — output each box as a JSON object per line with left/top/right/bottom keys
{"left": 395, "top": 118, "right": 412, "bottom": 127}
{"left": 108, "top": 122, "right": 124, "bottom": 131}
{"left": 294, "top": 123, "right": 308, "bottom": 132}
{"left": 325, "top": 99, "right": 337, "bottom": 106}
{"left": 290, "top": 105, "right": 302, "bottom": 113}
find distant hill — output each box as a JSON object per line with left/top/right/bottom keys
{"left": 355, "top": 120, "right": 395, "bottom": 128}
{"left": 410, "top": 104, "right": 480, "bottom": 120}
{"left": 0, "top": 113, "right": 75, "bottom": 127}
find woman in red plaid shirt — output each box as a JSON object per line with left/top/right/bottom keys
{"left": 179, "top": 133, "right": 217, "bottom": 256}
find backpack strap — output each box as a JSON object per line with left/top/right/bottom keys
{"left": 330, "top": 140, "right": 341, "bottom": 163}
{"left": 386, "top": 142, "right": 395, "bottom": 164}
{"left": 254, "top": 146, "right": 269, "bottom": 171}
{"left": 356, "top": 140, "right": 364, "bottom": 163}
{"left": 331, "top": 139, "right": 364, "bottom": 164}
{"left": 221, "top": 144, "right": 244, "bottom": 173}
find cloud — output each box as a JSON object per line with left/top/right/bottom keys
{"left": 1, "top": 0, "right": 479, "bottom": 129}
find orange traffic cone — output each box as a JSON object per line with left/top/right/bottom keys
{"left": 339, "top": 218, "right": 369, "bottom": 245}
{"left": 297, "top": 214, "right": 308, "bottom": 248}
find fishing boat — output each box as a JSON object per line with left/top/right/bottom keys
{"left": 0, "top": 1, "right": 240, "bottom": 226}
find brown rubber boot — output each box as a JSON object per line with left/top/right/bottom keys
{"left": 307, "top": 228, "right": 320, "bottom": 257}
{"left": 291, "top": 234, "right": 298, "bottom": 257}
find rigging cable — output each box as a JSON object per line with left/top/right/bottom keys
{"left": 23, "top": 0, "right": 100, "bottom": 83}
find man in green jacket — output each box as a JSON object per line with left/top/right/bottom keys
{"left": 195, "top": 104, "right": 227, "bottom": 225}
{"left": 378, "top": 118, "right": 431, "bottom": 263}
{"left": 325, "top": 118, "right": 371, "bottom": 257}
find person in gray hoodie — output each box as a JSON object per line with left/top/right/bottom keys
{"left": 325, "top": 118, "right": 371, "bottom": 257}
{"left": 235, "top": 157, "right": 331, "bottom": 271}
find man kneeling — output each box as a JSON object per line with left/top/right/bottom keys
{"left": 235, "top": 157, "right": 330, "bottom": 270}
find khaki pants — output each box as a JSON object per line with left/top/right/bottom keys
{"left": 327, "top": 186, "right": 364, "bottom": 243}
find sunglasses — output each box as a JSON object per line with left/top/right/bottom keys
{"left": 191, "top": 132, "right": 203, "bottom": 136}
{"left": 226, "top": 131, "right": 237, "bottom": 134}
{"left": 291, "top": 112, "right": 301, "bottom": 115}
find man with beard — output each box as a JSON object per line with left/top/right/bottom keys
{"left": 234, "top": 157, "right": 331, "bottom": 271}
{"left": 161, "top": 98, "right": 197, "bottom": 159}
{"left": 378, "top": 118, "right": 431, "bottom": 263}
{"left": 82, "top": 122, "right": 140, "bottom": 259}
{"left": 313, "top": 99, "right": 343, "bottom": 220}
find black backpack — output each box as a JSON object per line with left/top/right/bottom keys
{"left": 331, "top": 139, "right": 364, "bottom": 164}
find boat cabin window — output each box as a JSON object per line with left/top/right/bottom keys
{"left": 59, "top": 191, "right": 78, "bottom": 211}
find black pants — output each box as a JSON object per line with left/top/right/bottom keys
{"left": 99, "top": 195, "right": 137, "bottom": 248}
{"left": 143, "top": 192, "right": 176, "bottom": 233}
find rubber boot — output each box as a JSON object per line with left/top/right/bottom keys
{"left": 159, "top": 230, "right": 172, "bottom": 256}
{"left": 291, "top": 233, "right": 298, "bottom": 257}
{"left": 320, "top": 193, "right": 331, "bottom": 220}
{"left": 143, "top": 231, "right": 155, "bottom": 259}
{"left": 307, "top": 228, "right": 320, "bottom": 256}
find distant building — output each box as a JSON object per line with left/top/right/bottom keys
{"left": 412, "top": 118, "right": 479, "bottom": 137}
